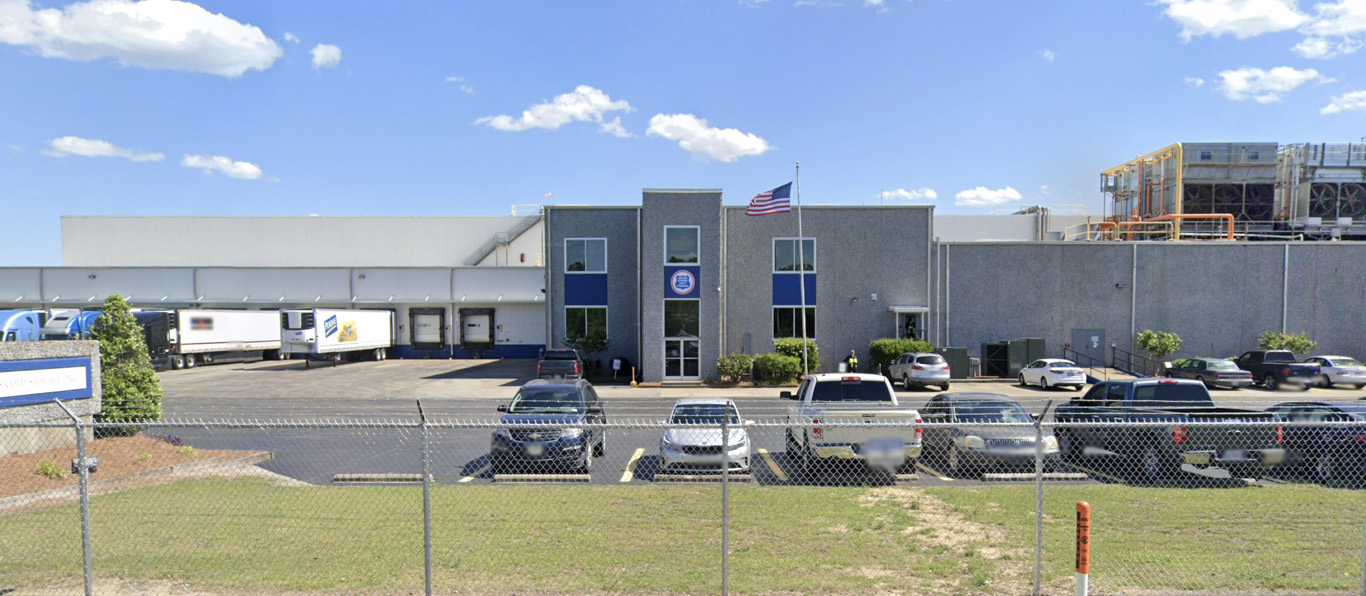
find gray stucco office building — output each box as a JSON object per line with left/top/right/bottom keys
{"left": 546, "top": 189, "right": 934, "bottom": 383}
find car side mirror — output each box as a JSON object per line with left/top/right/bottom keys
{"left": 780, "top": 391, "right": 793, "bottom": 400}
{"left": 496, "top": 404, "right": 507, "bottom": 412}
{"left": 586, "top": 406, "right": 603, "bottom": 414}
{"left": 1030, "top": 413, "right": 1040, "bottom": 421}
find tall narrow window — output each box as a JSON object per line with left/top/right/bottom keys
{"left": 665, "top": 227, "right": 699, "bottom": 264}
{"left": 773, "top": 238, "right": 816, "bottom": 272}
{"left": 565, "top": 239, "right": 607, "bottom": 273}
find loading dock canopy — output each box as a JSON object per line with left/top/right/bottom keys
{"left": 888, "top": 306, "right": 928, "bottom": 313}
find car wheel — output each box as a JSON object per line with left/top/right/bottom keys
{"left": 1355, "top": 384, "right": 1365, "bottom": 390}
{"left": 1056, "top": 429, "right": 1080, "bottom": 460}
{"left": 594, "top": 433, "right": 605, "bottom": 457}
{"left": 1040, "top": 376, "right": 1050, "bottom": 390}
{"left": 490, "top": 456, "right": 508, "bottom": 475}
{"left": 947, "top": 446, "right": 973, "bottom": 478}
{"left": 800, "top": 442, "right": 816, "bottom": 480}
{"left": 1321, "top": 375, "right": 1334, "bottom": 388}
{"left": 1195, "top": 375, "right": 1206, "bottom": 387}
{"left": 1300, "top": 382, "right": 1312, "bottom": 392}
{"left": 580, "top": 445, "right": 594, "bottom": 474}
{"left": 1266, "top": 375, "right": 1280, "bottom": 391}
{"left": 940, "top": 383, "right": 950, "bottom": 391}
{"left": 1018, "top": 373, "right": 1028, "bottom": 387}
{"left": 170, "top": 356, "right": 184, "bottom": 370}
{"left": 1139, "top": 444, "right": 1178, "bottom": 482}
{"left": 904, "top": 375, "right": 914, "bottom": 391}
{"left": 1314, "top": 454, "right": 1338, "bottom": 487}
{"left": 785, "top": 430, "right": 798, "bottom": 453}
{"left": 184, "top": 354, "right": 197, "bottom": 369}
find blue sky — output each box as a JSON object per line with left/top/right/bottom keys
{"left": 3, "top": 0, "right": 1365, "bottom": 265}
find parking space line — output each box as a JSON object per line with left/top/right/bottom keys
{"left": 916, "top": 462, "right": 953, "bottom": 482}
{"left": 620, "top": 448, "right": 645, "bottom": 483}
{"left": 1064, "top": 461, "right": 1124, "bottom": 484}
{"left": 459, "top": 464, "right": 489, "bottom": 483}
{"left": 757, "top": 449, "right": 788, "bottom": 482}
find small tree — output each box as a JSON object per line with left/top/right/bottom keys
{"left": 716, "top": 353, "right": 754, "bottom": 384}
{"left": 89, "top": 294, "right": 163, "bottom": 429}
{"left": 563, "top": 332, "right": 610, "bottom": 372}
{"left": 1258, "top": 331, "right": 1317, "bottom": 354}
{"left": 773, "top": 338, "right": 819, "bottom": 374}
{"left": 1135, "top": 330, "right": 1182, "bottom": 360}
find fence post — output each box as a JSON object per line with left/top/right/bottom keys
{"left": 417, "top": 400, "right": 432, "bottom": 596}
{"left": 721, "top": 414, "right": 730, "bottom": 596}
{"left": 1033, "top": 416, "right": 1045, "bottom": 596}
{"left": 54, "top": 399, "right": 93, "bottom": 596}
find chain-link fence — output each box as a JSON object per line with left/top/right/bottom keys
{"left": 3, "top": 412, "right": 1366, "bottom": 595}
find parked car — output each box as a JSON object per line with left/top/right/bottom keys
{"left": 537, "top": 348, "right": 584, "bottom": 379}
{"left": 1164, "top": 358, "right": 1253, "bottom": 389}
{"left": 490, "top": 379, "right": 605, "bottom": 473}
{"left": 1301, "top": 356, "right": 1366, "bottom": 390}
{"left": 887, "top": 352, "right": 951, "bottom": 391}
{"left": 1054, "top": 379, "right": 1285, "bottom": 482}
{"left": 783, "top": 373, "right": 922, "bottom": 478}
{"left": 1266, "top": 401, "right": 1366, "bottom": 487}
{"left": 1017, "top": 358, "right": 1086, "bottom": 391}
{"left": 920, "top": 393, "right": 1059, "bottom": 477}
{"left": 659, "top": 398, "right": 751, "bottom": 474}
{"left": 1234, "top": 350, "right": 1320, "bottom": 391}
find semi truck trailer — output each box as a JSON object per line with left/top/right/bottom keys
{"left": 127, "top": 309, "right": 283, "bottom": 370}
{"left": 279, "top": 308, "right": 394, "bottom": 367}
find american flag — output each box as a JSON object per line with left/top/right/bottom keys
{"left": 746, "top": 182, "right": 792, "bottom": 216}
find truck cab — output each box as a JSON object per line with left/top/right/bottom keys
{"left": 0, "top": 310, "right": 41, "bottom": 342}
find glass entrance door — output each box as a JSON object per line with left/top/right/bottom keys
{"left": 664, "top": 339, "right": 700, "bottom": 379}
{"left": 664, "top": 299, "right": 700, "bottom": 380}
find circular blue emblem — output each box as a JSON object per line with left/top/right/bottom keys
{"left": 670, "top": 270, "right": 696, "bottom": 295}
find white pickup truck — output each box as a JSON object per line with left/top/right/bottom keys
{"left": 783, "top": 373, "right": 923, "bottom": 478}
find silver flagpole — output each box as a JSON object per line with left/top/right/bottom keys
{"left": 795, "top": 162, "right": 810, "bottom": 375}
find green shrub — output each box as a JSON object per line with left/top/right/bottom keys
{"left": 179, "top": 445, "right": 196, "bottom": 457}
{"left": 35, "top": 460, "right": 65, "bottom": 480}
{"left": 1258, "top": 331, "right": 1317, "bottom": 354}
{"left": 715, "top": 353, "right": 754, "bottom": 383}
{"left": 773, "top": 338, "right": 818, "bottom": 374}
{"left": 753, "top": 353, "right": 802, "bottom": 384}
{"left": 869, "top": 338, "right": 934, "bottom": 374}
{"left": 89, "top": 294, "right": 163, "bottom": 430}
{"left": 1135, "top": 330, "right": 1181, "bottom": 360}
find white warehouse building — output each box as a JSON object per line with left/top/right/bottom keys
{"left": 9, "top": 215, "right": 550, "bottom": 358}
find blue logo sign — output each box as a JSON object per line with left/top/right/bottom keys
{"left": 670, "top": 270, "right": 696, "bottom": 296}
{"left": 324, "top": 315, "right": 338, "bottom": 338}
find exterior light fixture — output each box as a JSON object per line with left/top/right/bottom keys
{"left": 87, "top": 274, "right": 96, "bottom": 280}
{"left": 358, "top": 274, "right": 366, "bottom": 280}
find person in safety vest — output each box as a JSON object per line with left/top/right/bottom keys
{"left": 843, "top": 350, "right": 859, "bottom": 373}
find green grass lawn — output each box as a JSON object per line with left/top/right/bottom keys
{"left": 1, "top": 479, "right": 1362, "bottom": 595}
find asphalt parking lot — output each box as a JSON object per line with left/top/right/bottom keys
{"left": 156, "top": 358, "right": 1366, "bottom": 489}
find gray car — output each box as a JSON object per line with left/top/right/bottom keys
{"left": 920, "top": 393, "right": 1059, "bottom": 477}
{"left": 1165, "top": 358, "right": 1254, "bottom": 389}
{"left": 887, "top": 352, "right": 951, "bottom": 391}
{"left": 659, "top": 398, "right": 751, "bottom": 474}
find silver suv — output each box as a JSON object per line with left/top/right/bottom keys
{"left": 888, "top": 352, "right": 951, "bottom": 391}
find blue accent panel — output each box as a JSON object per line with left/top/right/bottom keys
{"left": 389, "top": 344, "right": 546, "bottom": 360}
{"left": 0, "top": 357, "right": 93, "bottom": 408}
{"left": 665, "top": 266, "right": 701, "bottom": 298}
{"left": 772, "top": 274, "right": 817, "bottom": 306}
{"left": 565, "top": 274, "right": 609, "bottom": 306}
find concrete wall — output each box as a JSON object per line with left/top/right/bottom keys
{"left": 546, "top": 207, "right": 640, "bottom": 371}
{"left": 641, "top": 190, "right": 722, "bottom": 382}
{"left": 726, "top": 206, "right": 933, "bottom": 374}
{"left": 0, "top": 340, "right": 102, "bottom": 456}
{"left": 938, "top": 241, "right": 1366, "bottom": 368}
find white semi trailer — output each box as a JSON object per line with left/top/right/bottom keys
{"left": 168, "top": 309, "right": 283, "bottom": 369}
{"left": 280, "top": 309, "right": 395, "bottom": 367}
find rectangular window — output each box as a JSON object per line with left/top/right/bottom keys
{"left": 565, "top": 307, "right": 607, "bottom": 339}
{"left": 773, "top": 307, "right": 816, "bottom": 339}
{"left": 664, "top": 300, "right": 700, "bottom": 337}
{"left": 565, "top": 238, "right": 607, "bottom": 273}
{"left": 665, "top": 226, "right": 699, "bottom": 264}
{"left": 773, "top": 238, "right": 816, "bottom": 272}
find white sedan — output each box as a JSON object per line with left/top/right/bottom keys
{"left": 1018, "top": 359, "right": 1087, "bottom": 390}
{"left": 1303, "top": 355, "right": 1366, "bottom": 390}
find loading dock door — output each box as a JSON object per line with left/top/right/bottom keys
{"left": 413, "top": 315, "right": 442, "bottom": 344}
{"left": 459, "top": 308, "right": 496, "bottom": 352}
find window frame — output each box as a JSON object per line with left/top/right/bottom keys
{"left": 772, "top": 237, "right": 817, "bottom": 274}
{"left": 772, "top": 306, "right": 817, "bottom": 340}
{"left": 663, "top": 298, "right": 701, "bottom": 338}
{"left": 564, "top": 306, "right": 608, "bottom": 340}
{"left": 564, "top": 238, "right": 608, "bottom": 274}
{"left": 663, "top": 225, "right": 701, "bottom": 265}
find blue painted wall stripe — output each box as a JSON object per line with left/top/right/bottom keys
{"left": 772, "top": 274, "right": 817, "bottom": 306}
{"left": 565, "top": 274, "right": 609, "bottom": 306}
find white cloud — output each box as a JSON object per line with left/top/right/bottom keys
{"left": 1040, "top": 184, "right": 1053, "bottom": 196}
{"left": 181, "top": 154, "right": 263, "bottom": 180}
{"left": 43, "top": 136, "right": 163, "bottom": 162}
{"left": 283, "top": 32, "right": 299, "bottom": 44}
{"left": 0, "top": 0, "right": 282, "bottom": 77}
{"left": 1217, "top": 66, "right": 1324, "bottom": 103}
{"left": 445, "top": 75, "right": 475, "bottom": 95}
{"left": 1292, "top": 35, "right": 1363, "bottom": 58}
{"left": 1302, "top": 0, "right": 1366, "bottom": 36}
{"left": 1040, "top": 49, "right": 1056, "bottom": 62}
{"left": 476, "top": 85, "right": 632, "bottom": 132}
{"left": 310, "top": 43, "right": 340, "bottom": 70}
{"left": 646, "top": 113, "right": 772, "bottom": 162}
{"left": 1186, "top": 76, "right": 1206, "bottom": 87}
{"left": 1322, "top": 90, "right": 1366, "bottom": 114}
{"left": 879, "top": 188, "right": 936, "bottom": 201}
{"left": 955, "top": 186, "right": 1023, "bottom": 207}
{"left": 1159, "top": 0, "right": 1308, "bottom": 40}
{"left": 598, "top": 117, "right": 633, "bottom": 138}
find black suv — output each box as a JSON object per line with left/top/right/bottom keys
{"left": 491, "top": 379, "right": 606, "bottom": 473}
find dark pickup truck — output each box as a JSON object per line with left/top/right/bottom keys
{"left": 1054, "top": 378, "right": 1285, "bottom": 481}
{"left": 537, "top": 348, "right": 584, "bottom": 379}
{"left": 1235, "top": 350, "right": 1321, "bottom": 390}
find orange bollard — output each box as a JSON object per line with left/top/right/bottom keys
{"left": 1076, "top": 501, "right": 1091, "bottom": 596}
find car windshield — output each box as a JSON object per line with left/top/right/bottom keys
{"left": 670, "top": 403, "right": 740, "bottom": 424}
{"left": 1205, "top": 360, "right": 1239, "bottom": 371}
{"left": 1331, "top": 358, "right": 1365, "bottom": 368}
{"left": 507, "top": 388, "right": 584, "bottom": 413}
{"left": 1337, "top": 406, "right": 1366, "bottom": 420}
{"left": 954, "top": 401, "right": 1031, "bottom": 424}
{"left": 916, "top": 355, "right": 945, "bottom": 365}
{"left": 542, "top": 350, "right": 578, "bottom": 360}
{"left": 1049, "top": 361, "right": 1078, "bottom": 368}
{"left": 811, "top": 379, "right": 895, "bottom": 403}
